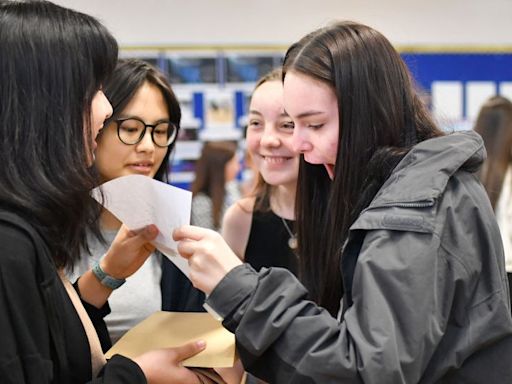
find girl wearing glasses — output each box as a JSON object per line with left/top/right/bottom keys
{"left": 71, "top": 58, "right": 206, "bottom": 344}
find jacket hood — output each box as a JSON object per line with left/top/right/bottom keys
{"left": 368, "top": 130, "right": 485, "bottom": 209}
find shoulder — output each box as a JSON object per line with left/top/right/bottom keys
{"left": 222, "top": 197, "right": 255, "bottom": 260}
{"left": 223, "top": 197, "right": 254, "bottom": 229}
{"left": 0, "top": 218, "right": 40, "bottom": 286}
{"left": 0, "top": 220, "right": 35, "bottom": 256}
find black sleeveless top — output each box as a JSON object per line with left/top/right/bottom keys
{"left": 244, "top": 208, "right": 298, "bottom": 275}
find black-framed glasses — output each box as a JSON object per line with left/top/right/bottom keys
{"left": 114, "top": 117, "right": 178, "bottom": 148}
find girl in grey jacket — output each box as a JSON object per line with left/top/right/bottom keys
{"left": 173, "top": 21, "right": 512, "bottom": 383}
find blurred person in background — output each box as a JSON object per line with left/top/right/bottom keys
{"left": 474, "top": 95, "right": 512, "bottom": 313}
{"left": 191, "top": 141, "right": 241, "bottom": 231}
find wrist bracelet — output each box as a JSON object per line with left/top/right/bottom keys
{"left": 92, "top": 262, "right": 126, "bottom": 290}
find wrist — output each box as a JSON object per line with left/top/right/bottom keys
{"left": 92, "top": 261, "right": 126, "bottom": 290}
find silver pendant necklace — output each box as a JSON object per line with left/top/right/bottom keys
{"left": 281, "top": 217, "right": 298, "bottom": 250}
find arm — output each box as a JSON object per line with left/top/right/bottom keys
{"left": 175, "top": 226, "right": 454, "bottom": 384}
{"left": 221, "top": 198, "right": 254, "bottom": 260}
{"left": 78, "top": 225, "right": 158, "bottom": 308}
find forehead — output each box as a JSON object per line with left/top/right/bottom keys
{"left": 121, "top": 81, "right": 168, "bottom": 117}
{"left": 249, "top": 81, "right": 284, "bottom": 111}
{"left": 283, "top": 71, "right": 337, "bottom": 116}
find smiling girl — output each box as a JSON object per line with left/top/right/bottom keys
{"left": 222, "top": 69, "right": 299, "bottom": 274}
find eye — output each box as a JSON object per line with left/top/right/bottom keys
{"left": 120, "top": 125, "right": 139, "bottom": 134}
{"left": 308, "top": 123, "right": 324, "bottom": 130}
{"left": 118, "top": 119, "right": 143, "bottom": 134}
{"left": 154, "top": 128, "right": 167, "bottom": 136}
{"left": 154, "top": 123, "right": 169, "bottom": 136}
{"left": 248, "top": 119, "right": 262, "bottom": 129}
{"left": 282, "top": 121, "right": 295, "bottom": 130}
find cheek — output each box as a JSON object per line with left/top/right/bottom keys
{"left": 95, "top": 134, "right": 125, "bottom": 166}
{"left": 279, "top": 134, "right": 294, "bottom": 152}
{"left": 154, "top": 148, "right": 168, "bottom": 169}
{"left": 245, "top": 132, "right": 261, "bottom": 155}
{"left": 327, "top": 136, "right": 338, "bottom": 162}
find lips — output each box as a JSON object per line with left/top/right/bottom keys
{"left": 128, "top": 161, "right": 154, "bottom": 174}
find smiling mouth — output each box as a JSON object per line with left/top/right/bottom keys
{"left": 261, "top": 155, "right": 292, "bottom": 164}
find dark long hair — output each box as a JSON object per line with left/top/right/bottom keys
{"left": 102, "top": 58, "right": 181, "bottom": 182}
{"left": 474, "top": 96, "right": 512, "bottom": 209}
{"left": 283, "top": 21, "right": 443, "bottom": 315}
{"left": 0, "top": 1, "right": 118, "bottom": 267}
{"left": 192, "top": 141, "right": 238, "bottom": 228}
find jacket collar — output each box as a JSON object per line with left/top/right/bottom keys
{"left": 367, "top": 130, "right": 483, "bottom": 209}
{"left": 350, "top": 131, "right": 485, "bottom": 232}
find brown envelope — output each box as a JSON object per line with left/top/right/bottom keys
{"left": 105, "top": 311, "right": 236, "bottom": 368}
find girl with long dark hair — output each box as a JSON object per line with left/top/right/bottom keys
{"left": 0, "top": 2, "right": 204, "bottom": 383}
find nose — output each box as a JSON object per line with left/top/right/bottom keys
{"left": 136, "top": 129, "right": 155, "bottom": 153}
{"left": 291, "top": 127, "right": 312, "bottom": 154}
{"left": 260, "top": 126, "right": 280, "bottom": 148}
{"left": 101, "top": 91, "right": 113, "bottom": 120}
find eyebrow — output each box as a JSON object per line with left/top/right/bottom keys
{"left": 249, "top": 110, "right": 290, "bottom": 118}
{"left": 292, "top": 110, "right": 325, "bottom": 119}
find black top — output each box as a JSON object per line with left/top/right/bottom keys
{"left": 161, "top": 257, "right": 206, "bottom": 313}
{"left": 0, "top": 210, "right": 146, "bottom": 384}
{"left": 244, "top": 208, "right": 298, "bottom": 275}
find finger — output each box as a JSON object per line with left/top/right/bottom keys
{"left": 172, "top": 340, "right": 206, "bottom": 361}
{"left": 177, "top": 239, "right": 197, "bottom": 258}
{"left": 124, "top": 225, "right": 159, "bottom": 248}
{"left": 173, "top": 225, "right": 212, "bottom": 242}
{"left": 135, "top": 224, "right": 159, "bottom": 240}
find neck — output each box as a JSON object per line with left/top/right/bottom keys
{"left": 270, "top": 181, "right": 297, "bottom": 220}
{"left": 101, "top": 209, "right": 122, "bottom": 230}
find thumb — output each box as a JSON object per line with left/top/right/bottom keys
{"left": 172, "top": 340, "right": 207, "bottom": 362}
{"left": 126, "top": 224, "right": 159, "bottom": 245}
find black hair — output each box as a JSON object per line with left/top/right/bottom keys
{"left": 0, "top": 0, "right": 118, "bottom": 267}
{"left": 102, "top": 58, "right": 181, "bottom": 182}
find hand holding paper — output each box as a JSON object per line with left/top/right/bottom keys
{"left": 92, "top": 174, "right": 192, "bottom": 277}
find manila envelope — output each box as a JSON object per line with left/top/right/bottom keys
{"left": 105, "top": 311, "right": 236, "bottom": 368}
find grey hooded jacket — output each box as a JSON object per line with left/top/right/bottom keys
{"left": 207, "top": 131, "right": 512, "bottom": 383}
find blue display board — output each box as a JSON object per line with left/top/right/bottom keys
{"left": 402, "top": 53, "right": 512, "bottom": 89}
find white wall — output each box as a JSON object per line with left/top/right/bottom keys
{"left": 54, "top": 0, "right": 512, "bottom": 48}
